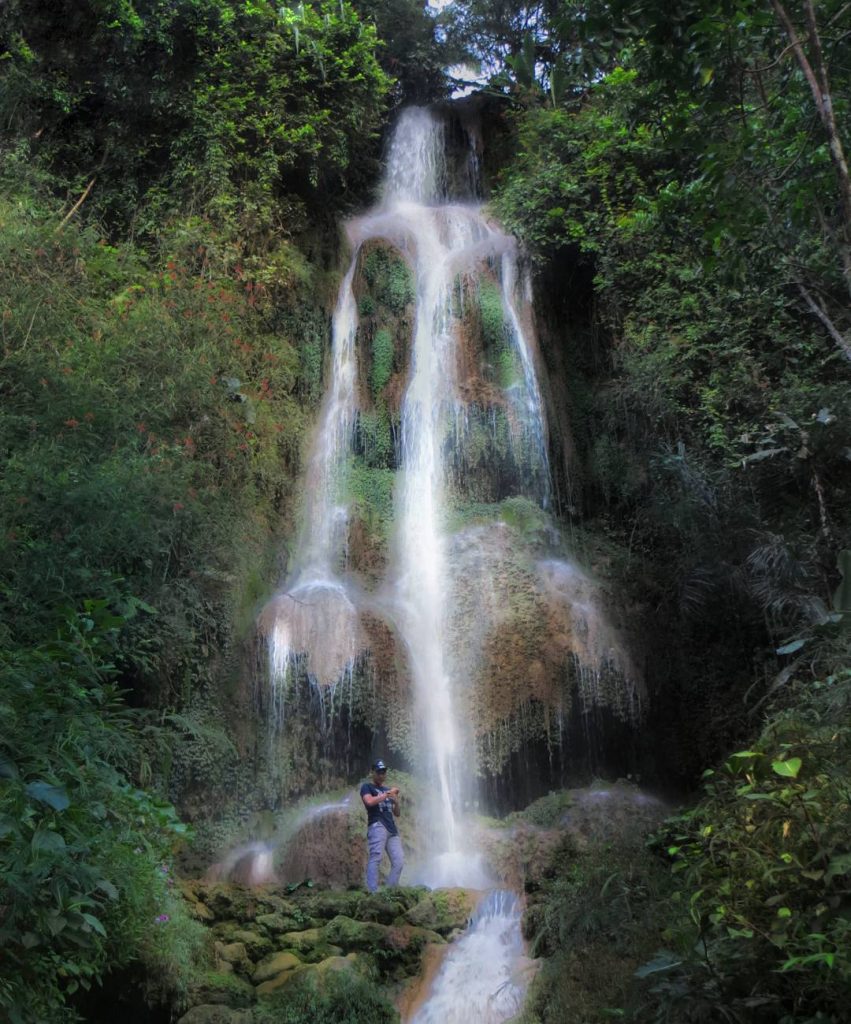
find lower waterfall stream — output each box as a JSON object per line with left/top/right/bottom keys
{"left": 409, "top": 891, "right": 528, "bottom": 1024}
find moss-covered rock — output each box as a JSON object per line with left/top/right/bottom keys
{"left": 255, "top": 911, "right": 309, "bottom": 935}
{"left": 252, "top": 950, "right": 303, "bottom": 985}
{"left": 278, "top": 926, "right": 327, "bottom": 953}
{"left": 255, "top": 953, "right": 360, "bottom": 997}
{"left": 255, "top": 893, "right": 301, "bottom": 917}
{"left": 403, "top": 888, "right": 475, "bottom": 935}
{"left": 323, "top": 914, "right": 389, "bottom": 949}
{"left": 185, "top": 971, "right": 255, "bottom": 1009}
{"left": 213, "top": 941, "right": 252, "bottom": 976}
{"left": 294, "top": 888, "right": 416, "bottom": 924}
{"left": 323, "top": 915, "right": 443, "bottom": 977}
{"left": 228, "top": 929, "right": 272, "bottom": 960}
{"left": 199, "top": 885, "right": 263, "bottom": 922}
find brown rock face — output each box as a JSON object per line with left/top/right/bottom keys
{"left": 448, "top": 522, "right": 641, "bottom": 754}
{"left": 279, "top": 807, "right": 365, "bottom": 888}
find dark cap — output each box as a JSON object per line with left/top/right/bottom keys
{"left": 372, "top": 759, "right": 387, "bottom": 772}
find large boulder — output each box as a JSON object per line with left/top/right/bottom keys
{"left": 252, "top": 951, "right": 303, "bottom": 985}
{"left": 255, "top": 953, "right": 360, "bottom": 997}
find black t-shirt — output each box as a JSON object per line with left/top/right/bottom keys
{"left": 359, "top": 782, "right": 398, "bottom": 835}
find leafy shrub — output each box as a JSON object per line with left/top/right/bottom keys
{"left": 254, "top": 969, "right": 399, "bottom": 1024}
{"left": 357, "top": 408, "right": 395, "bottom": 470}
{"left": 363, "top": 247, "right": 414, "bottom": 315}
{"left": 0, "top": 606, "right": 190, "bottom": 1024}
{"left": 0, "top": 193, "right": 307, "bottom": 697}
{"left": 520, "top": 826, "right": 671, "bottom": 1024}
{"left": 643, "top": 670, "right": 851, "bottom": 1022}
{"left": 348, "top": 464, "right": 396, "bottom": 544}
{"left": 0, "top": 0, "right": 391, "bottom": 231}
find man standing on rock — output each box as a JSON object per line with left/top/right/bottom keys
{"left": 360, "top": 759, "right": 403, "bottom": 892}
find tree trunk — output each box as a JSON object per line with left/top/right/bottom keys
{"left": 771, "top": 0, "right": 851, "bottom": 295}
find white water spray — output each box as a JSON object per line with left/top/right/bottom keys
{"left": 409, "top": 892, "right": 529, "bottom": 1024}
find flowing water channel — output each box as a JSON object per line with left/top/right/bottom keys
{"left": 257, "top": 104, "right": 639, "bottom": 1019}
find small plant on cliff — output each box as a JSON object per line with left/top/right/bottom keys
{"left": 477, "top": 278, "right": 507, "bottom": 351}
{"left": 363, "top": 247, "right": 415, "bottom": 314}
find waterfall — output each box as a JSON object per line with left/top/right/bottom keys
{"left": 259, "top": 102, "right": 640, "bottom": 869}
{"left": 500, "top": 250, "right": 551, "bottom": 507}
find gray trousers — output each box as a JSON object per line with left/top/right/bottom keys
{"left": 366, "top": 822, "right": 404, "bottom": 892}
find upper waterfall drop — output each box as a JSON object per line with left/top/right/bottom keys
{"left": 382, "top": 106, "right": 447, "bottom": 206}
{"left": 257, "top": 103, "right": 642, "bottom": 863}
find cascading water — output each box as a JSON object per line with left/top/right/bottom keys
{"left": 259, "top": 252, "right": 363, "bottom": 728}
{"left": 410, "top": 891, "right": 529, "bottom": 1024}
{"left": 256, "top": 103, "right": 642, "bottom": 1019}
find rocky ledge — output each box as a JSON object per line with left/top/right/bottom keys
{"left": 174, "top": 883, "right": 477, "bottom": 1023}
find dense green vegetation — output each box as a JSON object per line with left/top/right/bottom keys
{"left": 1, "top": 0, "right": 849, "bottom": 1021}
{"left": 454, "top": 1, "right": 851, "bottom": 1020}
{"left": 0, "top": 609, "right": 201, "bottom": 1023}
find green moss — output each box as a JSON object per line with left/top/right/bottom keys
{"left": 450, "top": 406, "right": 512, "bottom": 490}
{"left": 363, "top": 248, "right": 414, "bottom": 315}
{"left": 444, "top": 498, "right": 503, "bottom": 533}
{"left": 477, "top": 278, "right": 507, "bottom": 350}
{"left": 498, "top": 495, "right": 550, "bottom": 536}
{"left": 348, "top": 463, "right": 396, "bottom": 542}
{"left": 497, "top": 344, "right": 522, "bottom": 388}
{"left": 446, "top": 495, "right": 551, "bottom": 542}
{"left": 370, "top": 328, "right": 395, "bottom": 397}
{"left": 357, "top": 408, "right": 394, "bottom": 469}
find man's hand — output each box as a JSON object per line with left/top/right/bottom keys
{"left": 386, "top": 787, "right": 400, "bottom": 798}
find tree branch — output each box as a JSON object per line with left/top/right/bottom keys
{"left": 55, "top": 178, "right": 96, "bottom": 233}
{"left": 796, "top": 282, "right": 851, "bottom": 361}
{"left": 771, "top": 0, "right": 851, "bottom": 294}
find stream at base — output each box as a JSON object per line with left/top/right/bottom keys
{"left": 409, "top": 890, "right": 529, "bottom": 1024}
